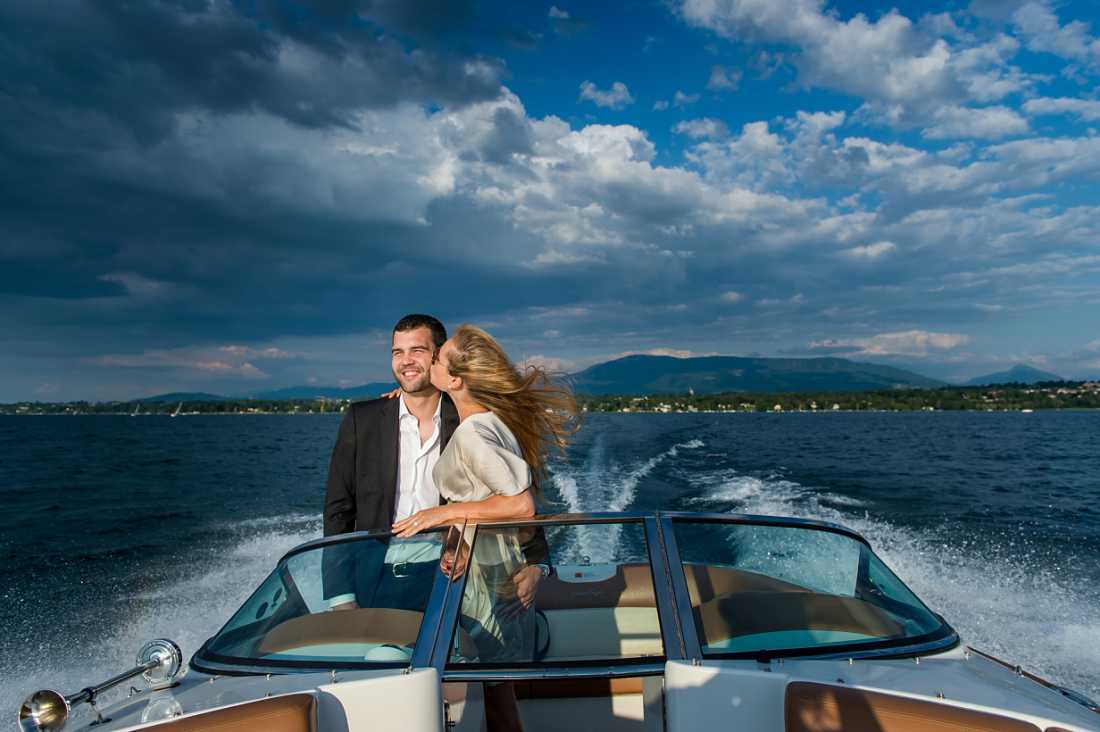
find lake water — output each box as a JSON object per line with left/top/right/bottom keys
{"left": 1, "top": 411, "right": 1098, "bottom": 713}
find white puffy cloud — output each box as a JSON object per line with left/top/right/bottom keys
{"left": 578, "top": 81, "right": 635, "bottom": 109}
{"left": 921, "top": 105, "right": 1030, "bottom": 140}
{"left": 105, "top": 106, "right": 457, "bottom": 225}
{"left": 679, "top": 0, "right": 1036, "bottom": 135}
{"left": 811, "top": 330, "right": 970, "bottom": 357}
{"left": 1010, "top": 1, "right": 1100, "bottom": 66}
{"left": 674, "top": 118, "right": 730, "bottom": 139}
{"left": 1024, "top": 97, "right": 1100, "bottom": 121}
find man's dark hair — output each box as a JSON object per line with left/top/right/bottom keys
{"left": 393, "top": 314, "right": 447, "bottom": 350}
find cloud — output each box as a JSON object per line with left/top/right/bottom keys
{"left": 1010, "top": 1, "right": 1100, "bottom": 66}
{"left": 218, "top": 346, "right": 297, "bottom": 360}
{"left": 548, "top": 6, "right": 570, "bottom": 19}
{"left": 519, "top": 354, "right": 575, "bottom": 372}
{"left": 720, "top": 290, "right": 745, "bottom": 303}
{"left": 1024, "top": 97, "right": 1100, "bottom": 122}
{"left": 842, "top": 241, "right": 896, "bottom": 260}
{"left": 97, "top": 272, "right": 189, "bottom": 300}
{"left": 607, "top": 348, "right": 715, "bottom": 360}
{"left": 707, "top": 65, "right": 743, "bottom": 91}
{"left": 89, "top": 344, "right": 280, "bottom": 379}
{"left": 921, "top": 105, "right": 1030, "bottom": 140}
{"left": 673, "top": 90, "right": 701, "bottom": 107}
{"left": 578, "top": 80, "right": 635, "bottom": 109}
{"left": 674, "top": 118, "right": 730, "bottom": 139}
{"left": 0, "top": 1, "right": 504, "bottom": 144}
{"left": 653, "top": 100, "right": 671, "bottom": 111}
{"left": 4, "top": 0, "right": 1100, "bottom": 398}
{"left": 529, "top": 306, "right": 591, "bottom": 319}
{"left": 810, "top": 330, "right": 970, "bottom": 357}
{"left": 679, "top": 0, "right": 1037, "bottom": 133}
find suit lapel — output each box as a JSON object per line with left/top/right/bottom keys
{"left": 439, "top": 394, "right": 460, "bottom": 506}
{"left": 378, "top": 397, "right": 400, "bottom": 524}
{"left": 440, "top": 393, "right": 460, "bottom": 449}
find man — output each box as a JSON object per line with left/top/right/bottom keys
{"left": 322, "top": 313, "right": 454, "bottom": 611}
{"left": 322, "top": 313, "right": 547, "bottom": 612}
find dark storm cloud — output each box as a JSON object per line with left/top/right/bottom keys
{"left": 0, "top": 0, "right": 505, "bottom": 303}
{"left": 0, "top": 0, "right": 502, "bottom": 140}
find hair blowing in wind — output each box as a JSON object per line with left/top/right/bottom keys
{"left": 446, "top": 325, "right": 579, "bottom": 490}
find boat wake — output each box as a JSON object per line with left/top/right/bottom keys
{"left": 1, "top": 515, "right": 321, "bottom": 723}
{"left": 549, "top": 436, "right": 704, "bottom": 564}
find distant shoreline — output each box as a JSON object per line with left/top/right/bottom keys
{"left": 3, "top": 408, "right": 1098, "bottom": 416}
{"left": 3, "top": 381, "right": 1098, "bottom": 415}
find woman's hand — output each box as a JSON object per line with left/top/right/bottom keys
{"left": 393, "top": 504, "right": 456, "bottom": 538}
{"left": 380, "top": 387, "right": 401, "bottom": 399}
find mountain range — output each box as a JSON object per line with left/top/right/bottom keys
{"left": 140, "top": 355, "right": 950, "bottom": 401}
{"left": 964, "top": 364, "right": 1063, "bottom": 386}
{"left": 570, "top": 355, "right": 944, "bottom": 395}
{"left": 142, "top": 383, "right": 396, "bottom": 402}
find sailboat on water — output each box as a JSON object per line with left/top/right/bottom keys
{"left": 130, "top": 403, "right": 140, "bottom": 417}
{"left": 170, "top": 402, "right": 183, "bottom": 418}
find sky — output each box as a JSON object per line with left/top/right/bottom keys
{"left": 3, "top": 0, "right": 1100, "bottom": 401}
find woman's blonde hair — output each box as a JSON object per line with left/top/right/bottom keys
{"left": 445, "top": 325, "right": 578, "bottom": 492}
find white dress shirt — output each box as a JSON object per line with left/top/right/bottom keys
{"left": 393, "top": 394, "right": 443, "bottom": 522}
{"left": 326, "top": 395, "right": 443, "bottom": 608}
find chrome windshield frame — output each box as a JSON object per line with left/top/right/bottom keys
{"left": 189, "top": 511, "right": 956, "bottom": 678}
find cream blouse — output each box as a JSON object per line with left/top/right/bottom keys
{"left": 433, "top": 411, "right": 531, "bottom": 503}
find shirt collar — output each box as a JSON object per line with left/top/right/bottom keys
{"left": 399, "top": 394, "right": 442, "bottom": 423}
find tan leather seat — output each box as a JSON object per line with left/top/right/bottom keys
{"left": 683, "top": 564, "right": 809, "bottom": 605}
{"left": 534, "top": 562, "right": 806, "bottom": 610}
{"left": 786, "top": 682, "right": 1040, "bottom": 732}
{"left": 156, "top": 694, "right": 315, "bottom": 732}
{"left": 696, "top": 592, "right": 902, "bottom": 645}
{"left": 257, "top": 608, "right": 423, "bottom": 653}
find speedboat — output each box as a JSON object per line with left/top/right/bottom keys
{"left": 18, "top": 512, "right": 1100, "bottom": 731}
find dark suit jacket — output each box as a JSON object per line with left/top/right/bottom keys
{"left": 323, "top": 395, "right": 460, "bottom": 536}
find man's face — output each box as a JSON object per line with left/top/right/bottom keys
{"left": 391, "top": 327, "right": 436, "bottom": 394}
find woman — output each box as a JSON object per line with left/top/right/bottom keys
{"left": 391, "top": 324, "right": 577, "bottom": 732}
{"left": 391, "top": 323, "right": 575, "bottom": 535}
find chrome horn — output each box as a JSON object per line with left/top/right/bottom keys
{"left": 18, "top": 639, "right": 182, "bottom": 732}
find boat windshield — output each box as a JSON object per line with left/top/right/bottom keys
{"left": 197, "top": 530, "right": 448, "bottom": 669}
{"left": 671, "top": 519, "right": 950, "bottom": 658}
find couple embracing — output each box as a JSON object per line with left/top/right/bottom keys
{"left": 322, "top": 313, "right": 576, "bottom": 731}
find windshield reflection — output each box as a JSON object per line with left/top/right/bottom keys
{"left": 672, "top": 521, "right": 950, "bottom": 657}
{"left": 200, "top": 530, "right": 449, "bottom": 667}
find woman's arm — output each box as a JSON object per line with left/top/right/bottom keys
{"left": 392, "top": 489, "right": 534, "bottom": 538}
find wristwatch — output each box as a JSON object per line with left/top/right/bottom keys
{"left": 533, "top": 563, "right": 553, "bottom": 577}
